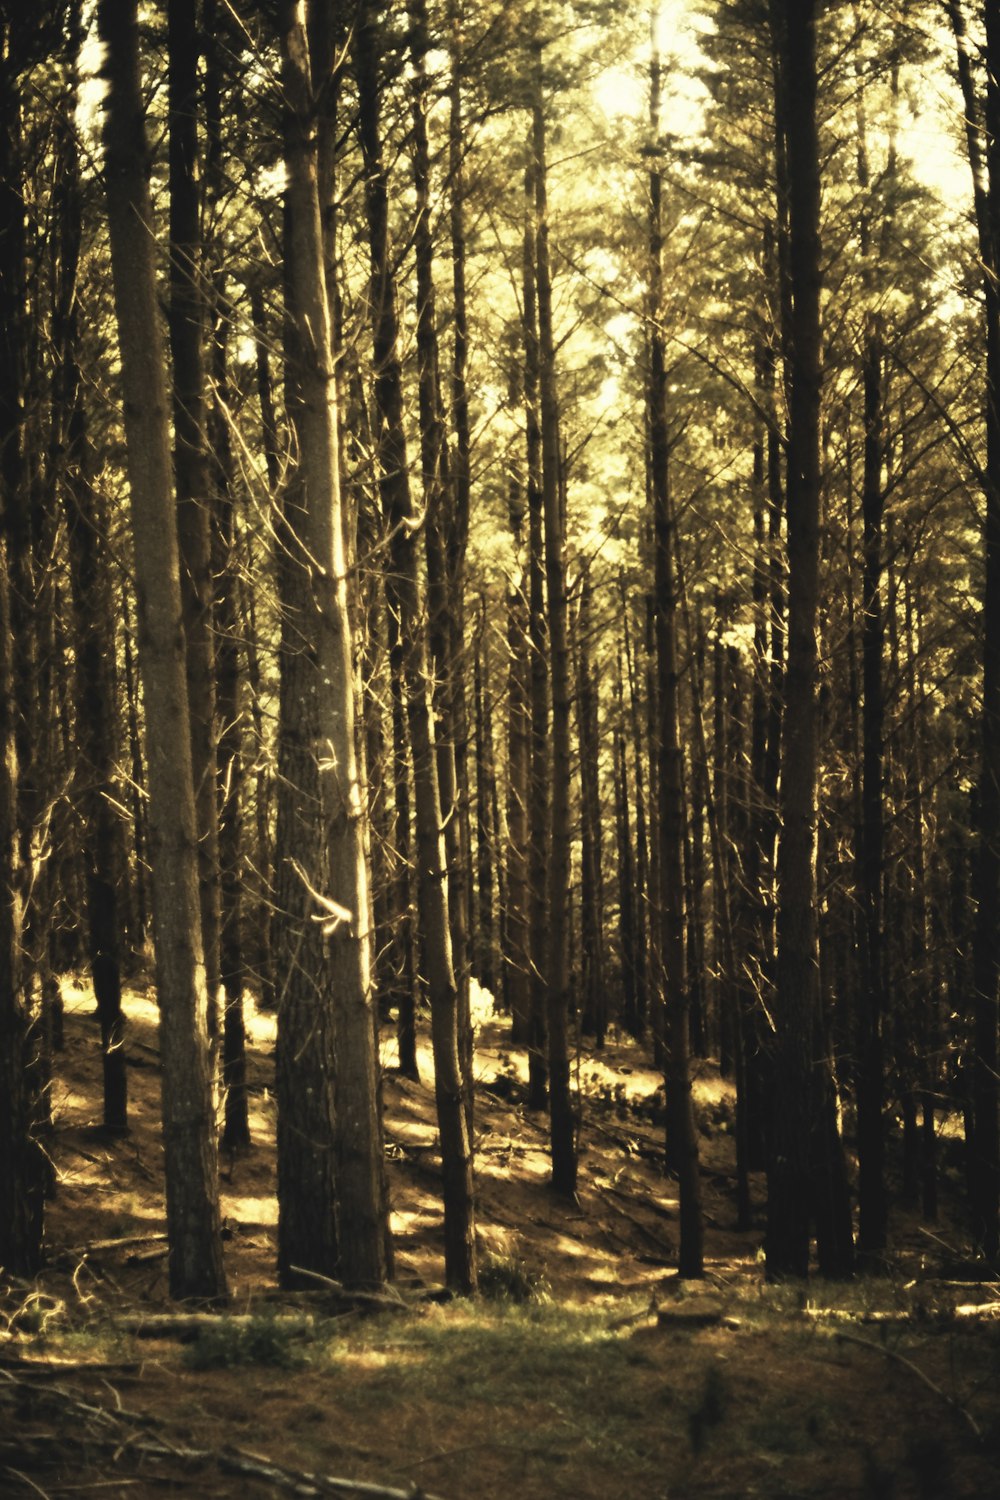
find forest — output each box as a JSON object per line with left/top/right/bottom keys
{"left": 2, "top": 0, "right": 1000, "bottom": 1495}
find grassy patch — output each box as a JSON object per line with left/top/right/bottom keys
{"left": 182, "top": 1314, "right": 313, "bottom": 1371}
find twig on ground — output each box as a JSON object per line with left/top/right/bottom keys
{"left": 287, "top": 1266, "right": 406, "bottom": 1308}
{"left": 832, "top": 1328, "right": 982, "bottom": 1440}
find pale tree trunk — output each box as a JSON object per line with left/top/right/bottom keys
{"left": 99, "top": 0, "right": 227, "bottom": 1302}
{"left": 276, "top": 0, "right": 388, "bottom": 1290}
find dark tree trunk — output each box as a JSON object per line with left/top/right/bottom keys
{"left": 622, "top": 598, "right": 650, "bottom": 1038}
{"left": 53, "top": 5, "right": 128, "bottom": 1135}
{"left": 531, "top": 60, "right": 576, "bottom": 1198}
{"left": 0, "top": 19, "right": 44, "bottom": 1271}
{"left": 948, "top": 0, "right": 1000, "bottom": 1263}
{"left": 409, "top": 0, "right": 473, "bottom": 1120}
{"left": 766, "top": 0, "right": 853, "bottom": 1279}
{"left": 354, "top": 0, "right": 476, "bottom": 1292}
{"left": 168, "top": 0, "right": 222, "bottom": 1048}
{"left": 522, "top": 150, "right": 549, "bottom": 1113}
{"left": 504, "top": 428, "right": 531, "bottom": 1041}
{"left": 856, "top": 316, "right": 887, "bottom": 1262}
{"left": 576, "top": 575, "right": 605, "bottom": 1049}
{"left": 204, "top": 0, "right": 249, "bottom": 1152}
{"left": 649, "top": 26, "right": 702, "bottom": 1277}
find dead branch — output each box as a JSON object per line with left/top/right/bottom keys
{"left": 832, "top": 1329, "right": 983, "bottom": 1440}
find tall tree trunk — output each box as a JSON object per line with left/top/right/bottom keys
{"left": 622, "top": 596, "right": 650, "bottom": 1039}
{"left": 948, "top": 0, "right": 1000, "bottom": 1262}
{"left": 276, "top": 0, "right": 388, "bottom": 1291}
{"left": 53, "top": 1, "right": 128, "bottom": 1134}
{"left": 354, "top": 0, "right": 476, "bottom": 1292}
{"left": 408, "top": 0, "right": 473, "bottom": 1118}
{"left": 98, "top": 0, "right": 227, "bottom": 1301}
{"left": 649, "top": 25, "right": 702, "bottom": 1276}
{"left": 522, "top": 151, "right": 549, "bottom": 1113}
{"left": 204, "top": 0, "right": 249, "bottom": 1152}
{"left": 766, "top": 0, "right": 853, "bottom": 1279}
{"left": 0, "top": 13, "right": 44, "bottom": 1273}
{"left": 576, "top": 575, "right": 605, "bottom": 1048}
{"left": 168, "top": 0, "right": 222, "bottom": 1048}
{"left": 504, "top": 416, "right": 531, "bottom": 1040}
{"left": 531, "top": 55, "right": 576, "bottom": 1197}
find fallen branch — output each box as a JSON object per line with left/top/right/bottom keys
{"left": 287, "top": 1266, "right": 407, "bottom": 1309}
{"left": 832, "top": 1329, "right": 982, "bottom": 1440}
{"left": 119, "top": 1312, "right": 317, "bottom": 1339}
{"left": 72, "top": 1233, "right": 169, "bottom": 1255}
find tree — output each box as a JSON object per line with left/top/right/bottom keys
{"left": 947, "top": 0, "right": 1000, "bottom": 1263}
{"left": 648, "top": 21, "right": 703, "bottom": 1277}
{"left": 98, "top": 0, "right": 227, "bottom": 1302}
{"left": 272, "top": 0, "right": 389, "bottom": 1291}
{"left": 766, "top": 0, "right": 853, "bottom": 1279}
{"left": 354, "top": 0, "right": 477, "bottom": 1293}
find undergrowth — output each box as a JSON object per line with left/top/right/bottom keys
{"left": 182, "top": 1314, "right": 312, "bottom": 1371}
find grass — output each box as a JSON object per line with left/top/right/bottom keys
{"left": 182, "top": 1313, "right": 313, "bottom": 1371}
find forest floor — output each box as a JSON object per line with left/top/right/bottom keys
{"left": 2, "top": 980, "right": 1000, "bottom": 1499}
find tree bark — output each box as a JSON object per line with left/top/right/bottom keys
{"left": 168, "top": 0, "right": 222, "bottom": 1048}
{"left": 530, "top": 55, "right": 576, "bottom": 1198}
{"left": 98, "top": 0, "right": 227, "bottom": 1302}
{"left": 766, "top": 0, "right": 853, "bottom": 1279}
{"left": 648, "top": 25, "right": 702, "bottom": 1276}
{"left": 276, "top": 0, "right": 388, "bottom": 1291}
{"left": 354, "top": 0, "right": 476, "bottom": 1293}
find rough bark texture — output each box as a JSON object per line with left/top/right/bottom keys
{"left": 99, "top": 0, "right": 227, "bottom": 1302}
{"left": 276, "top": 0, "right": 388, "bottom": 1291}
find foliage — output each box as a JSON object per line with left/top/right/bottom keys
{"left": 181, "top": 1314, "right": 313, "bottom": 1372}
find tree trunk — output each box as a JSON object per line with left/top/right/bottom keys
{"left": 504, "top": 412, "right": 531, "bottom": 1040}
{"left": 168, "top": 0, "right": 222, "bottom": 1049}
{"left": 649, "top": 26, "right": 702, "bottom": 1277}
{"left": 204, "top": 0, "right": 249, "bottom": 1152}
{"left": 98, "top": 0, "right": 227, "bottom": 1302}
{"left": 522, "top": 150, "right": 549, "bottom": 1113}
{"left": 53, "top": 5, "right": 128, "bottom": 1134}
{"left": 530, "top": 60, "right": 576, "bottom": 1198}
{"left": 354, "top": 0, "right": 476, "bottom": 1293}
{"left": 766, "top": 0, "right": 853, "bottom": 1279}
{"left": 276, "top": 0, "right": 388, "bottom": 1291}
{"left": 408, "top": 0, "right": 473, "bottom": 1120}
{"left": 948, "top": 0, "right": 1000, "bottom": 1263}
{"left": 0, "top": 19, "right": 44, "bottom": 1272}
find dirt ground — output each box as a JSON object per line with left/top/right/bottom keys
{"left": 2, "top": 977, "right": 999, "bottom": 1499}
